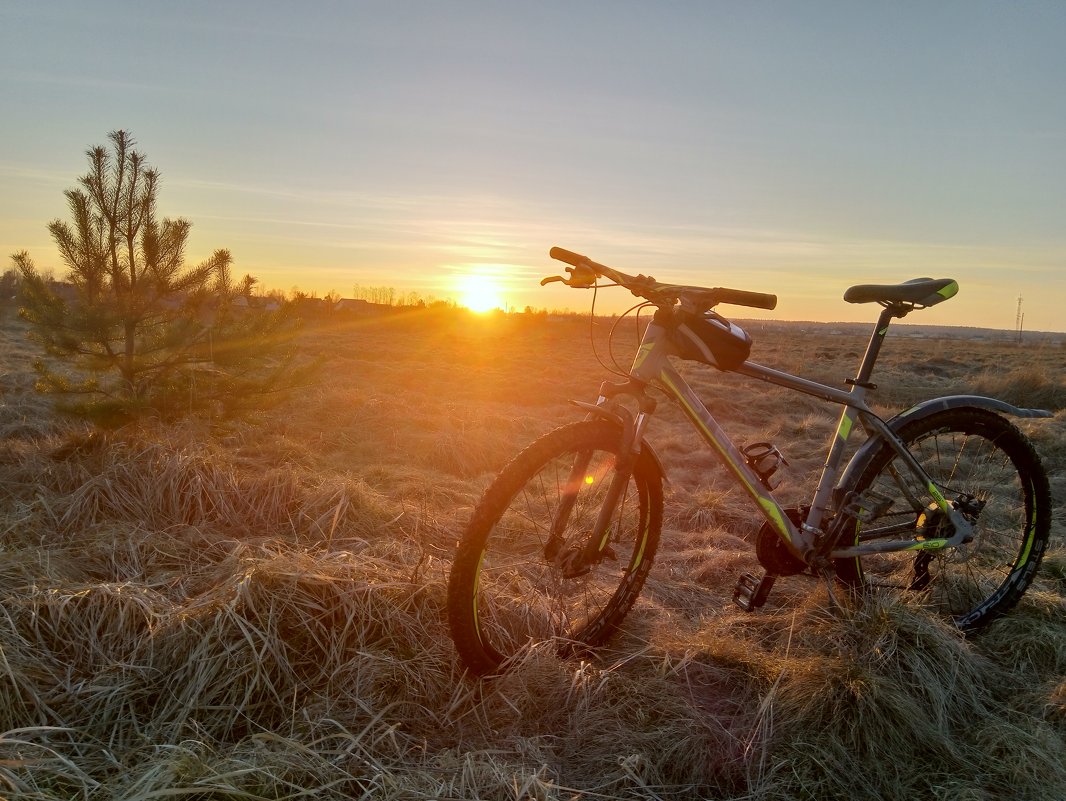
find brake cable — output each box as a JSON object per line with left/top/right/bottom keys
{"left": 588, "top": 289, "right": 656, "bottom": 379}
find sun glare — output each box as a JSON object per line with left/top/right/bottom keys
{"left": 458, "top": 275, "right": 504, "bottom": 313}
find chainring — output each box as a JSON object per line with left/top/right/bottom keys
{"left": 755, "top": 507, "right": 809, "bottom": 576}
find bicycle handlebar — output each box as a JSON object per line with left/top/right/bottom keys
{"left": 545, "top": 247, "right": 778, "bottom": 311}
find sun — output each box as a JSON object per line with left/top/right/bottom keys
{"left": 458, "top": 275, "right": 504, "bottom": 313}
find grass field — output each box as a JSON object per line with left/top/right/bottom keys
{"left": 1, "top": 307, "right": 1064, "bottom": 800}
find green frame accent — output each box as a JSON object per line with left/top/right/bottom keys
{"left": 658, "top": 368, "right": 799, "bottom": 551}
{"left": 837, "top": 414, "right": 854, "bottom": 443}
{"left": 937, "top": 281, "right": 959, "bottom": 300}
{"left": 1015, "top": 482, "right": 1039, "bottom": 568}
{"left": 626, "top": 322, "right": 983, "bottom": 563}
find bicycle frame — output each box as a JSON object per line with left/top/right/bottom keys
{"left": 447, "top": 249, "right": 1056, "bottom": 677}
{"left": 606, "top": 305, "right": 975, "bottom": 566}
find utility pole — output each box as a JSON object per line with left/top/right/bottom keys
{"left": 1015, "top": 296, "right": 1024, "bottom": 343}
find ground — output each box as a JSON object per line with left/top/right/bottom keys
{"left": 0, "top": 308, "right": 1063, "bottom": 799}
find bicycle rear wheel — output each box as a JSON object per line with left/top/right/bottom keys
{"left": 835, "top": 407, "right": 1051, "bottom": 630}
{"left": 447, "top": 419, "right": 663, "bottom": 676}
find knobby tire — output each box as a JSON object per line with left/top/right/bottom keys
{"left": 447, "top": 420, "right": 664, "bottom": 676}
{"left": 835, "top": 407, "right": 1051, "bottom": 630}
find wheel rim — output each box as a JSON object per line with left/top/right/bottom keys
{"left": 473, "top": 445, "right": 650, "bottom": 663}
{"left": 856, "top": 425, "right": 1035, "bottom": 621}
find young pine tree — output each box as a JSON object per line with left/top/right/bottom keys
{"left": 14, "top": 130, "right": 303, "bottom": 425}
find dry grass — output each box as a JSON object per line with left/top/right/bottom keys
{"left": 1, "top": 311, "right": 1064, "bottom": 799}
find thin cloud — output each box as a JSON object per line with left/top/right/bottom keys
{"left": 0, "top": 164, "right": 75, "bottom": 185}
{"left": 7, "top": 70, "right": 161, "bottom": 93}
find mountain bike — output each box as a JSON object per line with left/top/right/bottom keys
{"left": 447, "top": 247, "right": 1053, "bottom": 676}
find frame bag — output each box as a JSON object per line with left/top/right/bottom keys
{"left": 675, "top": 311, "right": 752, "bottom": 370}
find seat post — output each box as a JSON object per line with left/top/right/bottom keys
{"left": 852, "top": 304, "right": 903, "bottom": 387}
{"left": 803, "top": 303, "right": 904, "bottom": 536}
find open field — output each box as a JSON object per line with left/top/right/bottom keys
{"left": 1, "top": 308, "right": 1064, "bottom": 800}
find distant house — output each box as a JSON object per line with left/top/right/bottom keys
{"left": 293, "top": 296, "right": 327, "bottom": 315}
{"left": 334, "top": 298, "right": 390, "bottom": 315}
{"left": 334, "top": 298, "right": 368, "bottom": 313}
{"left": 232, "top": 295, "right": 282, "bottom": 313}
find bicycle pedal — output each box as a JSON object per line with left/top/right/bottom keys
{"left": 733, "top": 572, "right": 777, "bottom": 612}
{"left": 843, "top": 489, "right": 893, "bottom": 523}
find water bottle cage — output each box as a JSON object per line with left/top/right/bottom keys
{"left": 742, "top": 442, "right": 789, "bottom": 490}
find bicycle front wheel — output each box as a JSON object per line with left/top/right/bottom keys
{"left": 447, "top": 419, "right": 664, "bottom": 676}
{"left": 835, "top": 407, "right": 1051, "bottom": 630}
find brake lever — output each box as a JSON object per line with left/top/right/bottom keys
{"left": 540, "top": 264, "right": 597, "bottom": 288}
{"left": 565, "top": 264, "right": 597, "bottom": 287}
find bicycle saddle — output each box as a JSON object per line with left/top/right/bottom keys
{"left": 843, "top": 277, "right": 958, "bottom": 307}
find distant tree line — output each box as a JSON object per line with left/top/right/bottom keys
{"left": 350, "top": 284, "right": 456, "bottom": 309}
{"left": 0, "top": 268, "right": 22, "bottom": 317}
{"left": 7, "top": 130, "right": 565, "bottom": 428}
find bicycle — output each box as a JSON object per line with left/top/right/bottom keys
{"left": 446, "top": 247, "right": 1053, "bottom": 676}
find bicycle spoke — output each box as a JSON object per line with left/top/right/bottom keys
{"left": 836, "top": 408, "right": 1050, "bottom": 630}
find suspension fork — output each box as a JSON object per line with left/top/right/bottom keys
{"left": 577, "top": 410, "right": 650, "bottom": 567}
{"left": 544, "top": 389, "right": 654, "bottom": 570}
{"left": 543, "top": 448, "right": 595, "bottom": 562}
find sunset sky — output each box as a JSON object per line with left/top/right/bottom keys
{"left": 2, "top": 2, "right": 1064, "bottom": 330}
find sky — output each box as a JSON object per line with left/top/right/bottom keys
{"left": 2, "top": 1, "right": 1065, "bottom": 330}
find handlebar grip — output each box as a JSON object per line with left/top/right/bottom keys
{"left": 716, "top": 288, "right": 778, "bottom": 310}
{"left": 549, "top": 247, "right": 591, "bottom": 268}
